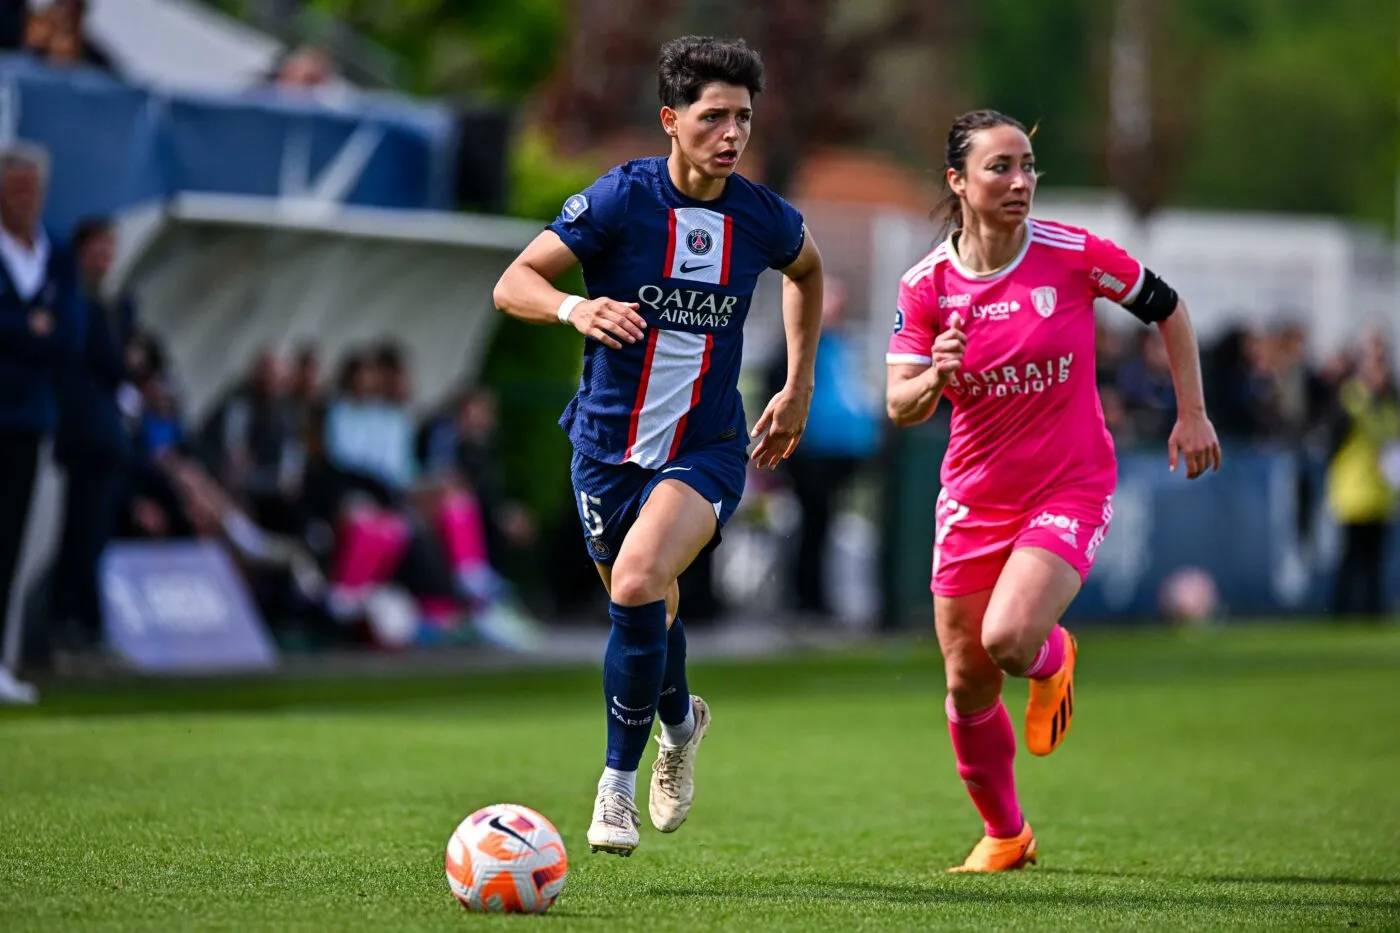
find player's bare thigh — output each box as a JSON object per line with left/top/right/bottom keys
{"left": 604, "top": 479, "right": 716, "bottom": 612}
{"left": 935, "top": 589, "right": 1003, "bottom": 714}
{"left": 980, "top": 546, "right": 1082, "bottom": 674}
{"left": 594, "top": 563, "right": 680, "bottom": 627}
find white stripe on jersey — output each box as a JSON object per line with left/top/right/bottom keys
{"left": 1121, "top": 264, "right": 1147, "bottom": 304}
{"left": 1031, "top": 232, "right": 1086, "bottom": 251}
{"left": 1029, "top": 219, "right": 1087, "bottom": 241}
{"left": 887, "top": 352, "right": 934, "bottom": 365}
{"left": 901, "top": 245, "right": 949, "bottom": 287}
{"left": 667, "top": 208, "right": 730, "bottom": 285}
{"left": 625, "top": 329, "right": 709, "bottom": 469}
{"left": 1029, "top": 220, "right": 1086, "bottom": 250}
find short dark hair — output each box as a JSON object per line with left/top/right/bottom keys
{"left": 657, "top": 36, "right": 765, "bottom": 110}
{"left": 71, "top": 215, "right": 112, "bottom": 253}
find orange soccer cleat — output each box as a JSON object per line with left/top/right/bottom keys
{"left": 1025, "top": 633, "right": 1077, "bottom": 756}
{"left": 947, "top": 822, "right": 1038, "bottom": 873}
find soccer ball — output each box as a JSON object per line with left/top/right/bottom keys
{"left": 444, "top": 804, "right": 568, "bottom": 914}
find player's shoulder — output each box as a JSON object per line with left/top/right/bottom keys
{"left": 899, "top": 240, "right": 953, "bottom": 288}
{"left": 726, "top": 171, "right": 800, "bottom": 217}
{"left": 1027, "top": 217, "right": 1091, "bottom": 252}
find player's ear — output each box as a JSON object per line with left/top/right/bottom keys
{"left": 660, "top": 106, "right": 679, "bottom": 137}
{"left": 946, "top": 166, "right": 965, "bottom": 198}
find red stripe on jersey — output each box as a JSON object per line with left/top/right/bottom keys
{"left": 663, "top": 210, "right": 678, "bottom": 276}
{"left": 667, "top": 334, "right": 714, "bottom": 461}
{"left": 624, "top": 329, "right": 661, "bottom": 462}
{"left": 719, "top": 215, "right": 733, "bottom": 285}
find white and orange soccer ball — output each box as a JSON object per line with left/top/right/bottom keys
{"left": 444, "top": 804, "right": 568, "bottom": 914}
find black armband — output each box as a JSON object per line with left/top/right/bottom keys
{"left": 1123, "top": 268, "right": 1179, "bottom": 324}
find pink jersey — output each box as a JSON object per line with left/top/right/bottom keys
{"left": 887, "top": 219, "right": 1146, "bottom": 511}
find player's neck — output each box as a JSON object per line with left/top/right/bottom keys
{"left": 953, "top": 220, "right": 1027, "bottom": 275}
{"left": 667, "top": 152, "right": 727, "bottom": 202}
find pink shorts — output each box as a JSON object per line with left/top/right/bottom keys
{"left": 931, "top": 488, "right": 1114, "bottom": 597}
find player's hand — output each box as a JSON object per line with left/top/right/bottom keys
{"left": 1168, "top": 412, "right": 1222, "bottom": 480}
{"left": 749, "top": 384, "right": 812, "bottom": 471}
{"left": 931, "top": 313, "right": 967, "bottom": 386}
{"left": 570, "top": 297, "right": 646, "bottom": 349}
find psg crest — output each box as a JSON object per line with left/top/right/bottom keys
{"left": 587, "top": 536, "right": 612, "bottom": 560}
{"left": 686, "top": 228, "right": 714, "bottom": 255}
{"left": 1031, "top": 286, "right": 1057, "bottom": 318}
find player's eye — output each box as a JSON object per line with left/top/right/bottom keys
{"left": 738, "top": 113, "right": 752, "bottom": 124}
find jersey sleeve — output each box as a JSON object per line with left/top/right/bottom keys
{"left": 1082, "top": 232, "right": 1147, "bottom": 306}
{"left": 768, "top": 196, "right": 806, "bottom": 270}
{"left": 886, "top": 275, "right": 939, "bottom": 366}
{"left": 547, "top": 167, "right": 629, "bottom": 264}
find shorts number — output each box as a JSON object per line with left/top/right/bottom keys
{"left": 932, "top": 497, "right": 970, "bottom": 575}
{"left": 578, "top": 491, "right": 605, "bottom": 537}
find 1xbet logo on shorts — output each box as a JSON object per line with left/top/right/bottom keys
{"left": 1031, "top": 511, "right": 1083, "bottom": 549}
{"left": 1030, "top": 512, "right": 1080, "bottom": 534}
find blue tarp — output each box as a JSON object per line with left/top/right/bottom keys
{"left": 2, "top": 55, "right": 458, "bottom": 237}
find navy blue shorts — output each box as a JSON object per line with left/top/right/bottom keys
{"left": 570, "top": 443, "right": 747, "bottom": 565}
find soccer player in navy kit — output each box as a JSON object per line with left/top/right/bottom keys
{"left": 493, "top": 36, "right": 824, "bottom": 856}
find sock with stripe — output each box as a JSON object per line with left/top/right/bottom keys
{"left": 1022, "top": 624, "right": 1067, "bottom": 680}
{"left": 946, "top": 695, "right": 1024, "bottom": 838}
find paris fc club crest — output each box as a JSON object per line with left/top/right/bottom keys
{"left": 686, "top": 228, "right": 713, "bottom": 255}
{"left": 1031, "top": 286, "right": 1057, "bottom": 318}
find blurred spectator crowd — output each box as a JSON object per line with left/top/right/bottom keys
{"left": 0, "top": 139, "right": 542, "bottom": 704}
{"left": 1097, "top": 315, "right": 1398, "bottom": 618}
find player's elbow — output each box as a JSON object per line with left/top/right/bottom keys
{"left": 491, "top": 268, "right": 516, "bottom": 315}
{"left": 885, "top": 396, "right": 920, "bottom": 428}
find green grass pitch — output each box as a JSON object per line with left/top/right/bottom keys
{"left": 2, "top": 623, "right": 1399, "bottom": 931}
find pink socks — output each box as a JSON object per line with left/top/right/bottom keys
{"left": 1023, "top": 624, "right": 1067, "bottom": 679}
{"left": 945, "top": 695, "right": 1023, "bottom": 838}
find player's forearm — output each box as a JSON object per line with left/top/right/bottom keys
{"left": 493, "top": 262, "right": 576, "bottom": 326}
{"left": 780, "top": 271, "right": 822, "bottom": 393}
{"left": 1157, "top": 302, "right": 1207, "bottom": 417}
{"left": 887, "top": 369, "right": 946, "bottom": 427}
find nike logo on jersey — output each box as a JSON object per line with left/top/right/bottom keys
{"left": 679, "top": 261, "right": 712, "bottom": 273}
{"left": 661, "top": 465, "right": 693, "bottom": 473}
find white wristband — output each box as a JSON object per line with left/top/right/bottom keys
{"left": 557, "top": 294, "right": 585, "bottom": 324}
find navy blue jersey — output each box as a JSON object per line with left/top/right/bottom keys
{"left": 548, "top": 157, "right": 805, "bottom": 468}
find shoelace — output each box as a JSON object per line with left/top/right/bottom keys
{"left": 652, "top": 746, "right": 686, "bottom": 796}
{"left": 598, "top": 793, "right": 639, "bottom": 828}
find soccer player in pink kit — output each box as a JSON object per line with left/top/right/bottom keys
{"left": 886, "top": 110, "right": 1222, "bottom": 872}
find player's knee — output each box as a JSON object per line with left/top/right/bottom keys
{"left": 981, "top": 626, "right": 1038, "bottom": 674}
{"left": 610, "top": 557, "right": 672, "bottom": 608}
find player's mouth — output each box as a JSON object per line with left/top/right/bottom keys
{"left": 714, "top": 149, "right": 739, "bottom": 167}
{"left": 1002, "top": 199, "right": 1029, "bottom": 214}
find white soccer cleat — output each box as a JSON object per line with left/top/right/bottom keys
{"left": 0, "top": 667, "right": 37, "bottom": 706}
{"left": 587, "top": 790, "right": 641, "bottom": 856}
{"left": 649, "top": 695, "right": 711, "bottom": 833}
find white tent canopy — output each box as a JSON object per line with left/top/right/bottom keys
{"left": 117, "top": 194, "right": 543, "bottom": 419}
{"left": 80, "top": 0, "right": 288, "bottom": 93}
